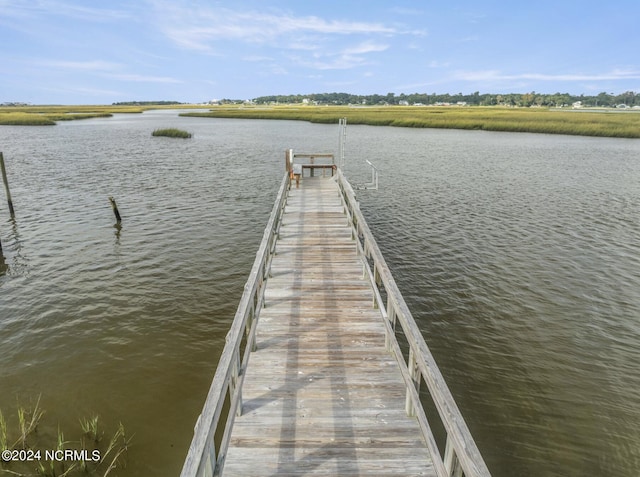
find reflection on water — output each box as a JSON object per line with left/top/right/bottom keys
{"left": 351, "top": 128, "right": 640, "bottom": 477}
{"left": 0, "top": 113, "right": 639, "bottom": 477}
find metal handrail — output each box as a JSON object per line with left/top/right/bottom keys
{"left": 336, "top": 169, "right": 491, "bottom": 477}
{"left": 180, "top": 172, "right": 290, "bottom": 477}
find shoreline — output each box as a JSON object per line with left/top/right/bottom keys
{"left": 2, "top": 104, "right": 638, "bottom": 138}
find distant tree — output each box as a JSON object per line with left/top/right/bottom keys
{"left": 596, "top": 92, "right": 613, "bottom": 107}
{"left": 614, "top": 91, "right": 636, "bottom": 106}
{"left": 250, "top": 90, "right": 638, "bottom": 108}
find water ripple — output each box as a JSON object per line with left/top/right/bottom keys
{"left": 1, "top": 118, "right": 640, "bottom": 476}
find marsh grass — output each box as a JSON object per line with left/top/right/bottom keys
{"left": 15, "top": 395, "right": 45, "bottom": 449}
{"left": 0, "top": 104, "right": 206, "bottom": 126}
{"left": 0, "top": 399, "right": 131, "bottom": 477}
{"left": 182, "top": 105, "right": 640, "bottom": 138}
{"left": 0, "top": 105, "right": 144, "bottom": 126}
{"left": 0, "top": 409, "right": 7, "bottom": 451}
{"left": 0, "top": 112, "right": 56, "bottom": 125}
{"left": 152, "top": 127, "right": 192, "bottom": 138}
{"left": 99, "top": 423, "right": 130, "bottom": 477}
{"left": 80, "top": 415, "right": 103, "bottom": 444}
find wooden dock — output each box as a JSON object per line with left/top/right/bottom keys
{"left": 223, "top": 176, "right": 433, "bottom": 476}
{"left": 181, "top": 152, "right": 490, "bottom": 477}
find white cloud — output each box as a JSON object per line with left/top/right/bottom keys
{"left": 454, "top": 69, "right": 640, "bottom": 82}
{"left": 428, "top": 60, "right": 451, "bottom": 68}
{"left": 276, "top": 14, "right": 394, "bottom": 36}
{"left": 147, "top": 1, "right": 401, "bottom": 55}
{"left": 108, "top": 73, "right": 182, "bottom": 83}
{"left": 343, "top": 41, "right": 389, "bottom": 55}
{"left": 456, "top": 36, "right": 479, "bottom": 43}
{"left": 291, "top": 41, "right": 388, "bottom": 71}
{"left": 388, "top": 7, "right": 424, "bottom": 16}
{"left": 37, "top": 82, "right": 124, "bottom": 98}
{"left": 243, "top": 55, "right": 274, "bottom": 62}
{"left": 0, "top": 0, "right": 131, "bottom": 22}
{"left": 36, "top": 59, "right": 122, "bottom": 71}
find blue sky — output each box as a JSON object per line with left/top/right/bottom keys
{"left": 1, "top": 0, "right": 639, "bottom": 104}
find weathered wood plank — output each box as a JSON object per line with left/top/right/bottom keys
{"left": 222, "top": 176, "right": 434, "bottom": 477}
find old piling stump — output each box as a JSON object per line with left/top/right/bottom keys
{"left": 0, "top": 152, "right": 15, "bottom": 218}
{"left": 109, "top": 196, "right": 122, "bottom": 223}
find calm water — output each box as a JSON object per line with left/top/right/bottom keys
{"left": 1, "top": 112, "right": 639, "bottom": 476}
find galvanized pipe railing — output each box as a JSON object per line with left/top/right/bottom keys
{"left": 336, "top": 169, "right": 491, "bottom": 477}
{"left": 180, "top": 172, "right": 290, "bottom": 477}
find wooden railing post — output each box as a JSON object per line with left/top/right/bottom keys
{"left": 285, "top": 149, "right": 291, "bottom": 173}
{"left": 405, "top": 348, "right": 421, "bottom": 417}
{"left": 231, "top": 349, "right": 242, "bottom": 416}
{"left": 372, "top": 267, "right": 381, "bottom": 309}
{"left": 206, "top": 434, "right": 217, "bottom": 477}
{"left": 246, "top": 300, "right": 257, "bottom": 352}
{"left": 444, "top": 437, "right": 464, "bottom": 477}
{"left": 385, "top": 301, "right": 396, "bottom": 352}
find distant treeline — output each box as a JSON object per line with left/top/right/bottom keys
{"left": 243, "top": 91, "right": 639, "bottom": 108}
{"left": 112, "top": 101, "right": 183, "bottom": 106}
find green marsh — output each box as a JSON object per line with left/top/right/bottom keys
{"left": 182, "top": 105, "right": 640, "bottom": 138}
{"left": 151, "top": 128, "right": 192, "bottom": 138}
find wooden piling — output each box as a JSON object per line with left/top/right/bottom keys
{"left": 109, "top": 196, "right": 122, "bottom": 222}
{"left": 0, "top": 152, "right": 15, "bottom": 218}
{"left": 285, "top": 149, "right": 292, "bottom": 173}
{"left": 0, "top": 239, "right": 5, "bottom": 272}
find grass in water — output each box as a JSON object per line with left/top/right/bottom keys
{"left": 1, "top": 399, "right": 131, "bottom": 477}
{"left": 80, "top": 415, "right": 103, "bottom": 444}
{"left": 16, "top": 395, "right": 45, "bottom": 449}
{"left": 0, "top": 409, "right": 7, "bottom": 451}
{"left": 152, "top": 128, "right": 192, "bottom": 138}
{"left": 99, "top": 423, "right": 130, "bottom": 477}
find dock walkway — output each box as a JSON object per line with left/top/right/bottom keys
{"left": 181, "top": 155, "right": 490, "bottom": 477}
{"left": 222, "top": 176, "right": 433, "bottom": 476}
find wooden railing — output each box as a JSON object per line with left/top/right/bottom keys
{"left": 292, "top": 152, "right": 335, "bottom": 177}
{"left": 336, "top": 169, "right": 492, "bottom": 477}
{"left": 180, "top": 172, "right": 290, "bottom": 477}
{"left": 181, "top": 167, "right": 490, "bottom": 477}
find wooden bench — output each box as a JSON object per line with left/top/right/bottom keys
{"left": 302, "top": 163, "right": 336, "bottom": 177}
